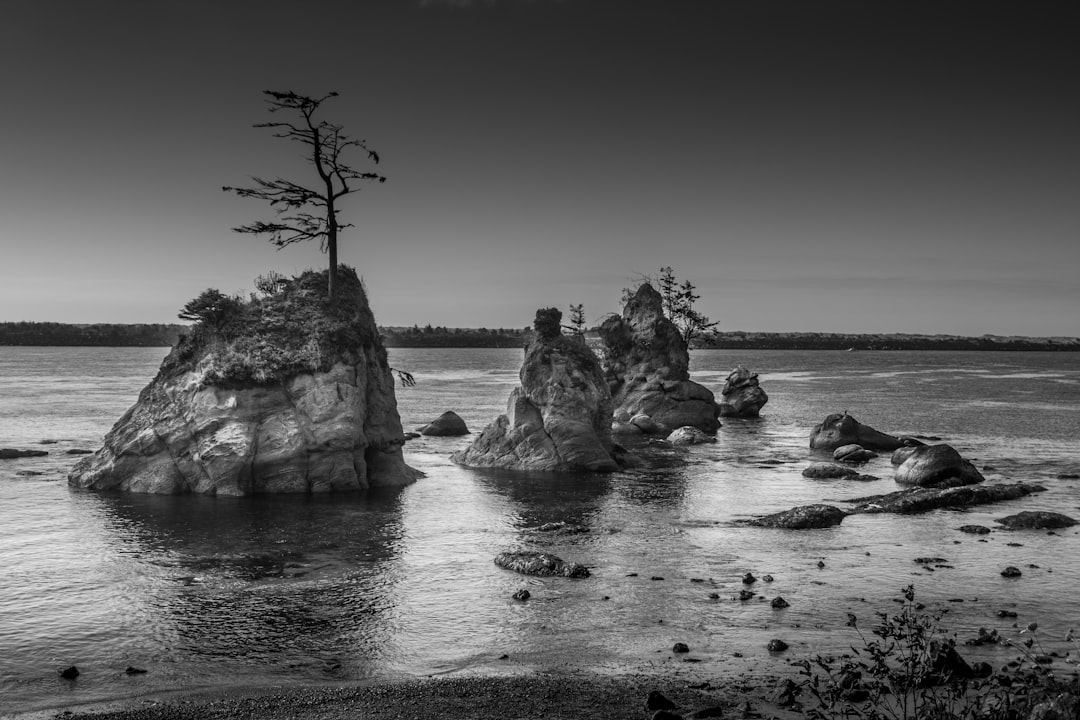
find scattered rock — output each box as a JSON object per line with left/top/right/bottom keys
{"left": 718, "top": 365, "right": 769, "bottom": 418}
{"left": 59, "top": 666, "right": 79, "bottom": 679}
{"left": 402, "top": 432, "right": 421, "bottom": 441}
{"left": 772, "top": 596, "right": 789, "bottom": 609}
{"left": 512, "top": 589, "right": 531, "bottom": 601}
{"left": 893, "top": 444, "right": 985, "bottom": 488}
{"left": 417, "top": 411, "right": 470, "bottom": 437}
{"left": 672, "top": 642, "right": 690, "bottom": 653}
{"left": 742, "top": 572, "right": 756, "bottom": 584}
{"left": 15, "top": 470, "right": 44, "bottom": 476}
{"left": 1001, "top": 566, "right": 1022, "bottom": 578}
{"left": 65, "top": 448, "right": 93, "bottom": 455}
{"left": 125, "top": 666, "right": 148, "bottom": 675}
{"left": 1, "top": 448, "right": 49, "bottom": 459}
{"left": 598, "top": 284, "right": 720, "bottom": 433}
{"left": 453, "top": 310, "right": 620, "bottom": 472}
{"left": 744, "top": 504, "right": 848, "bottom": 529}
{"left": 646, "top": 690, "right": 679, "bottom": 711}
{"left": 494, "top": 551, "right": 590, "bottom": 578}
{"left": 846, "top": 483, "right": 1045, "bottom": 515}
{"left": 529, "top": 521, "right": 590, "bottom": 535}
{"left": 809, "top": 412, "right": 905, "bottom": 452}
{"left": 959, "top": 525, "right": 991, "bottom": 534}
{"left": 666, "top": 426, "right": 717, "bottom": 446}
{"left": 739, "top": 589, "right": 755, "bottom": 601}
{"left": 833, "top": 444, "right": 877, "bottom": 463}
{"left": 802, "top": 462, "right": 865, "bottom": 479}
{"left": 767, "top": 639, "right": 789, "bottom": 652}
{"left": 770, "top": 678, "right": 799, "bottom": 705}
{"left": 997, "top": 610, "right": 1018, "bottom": 618}
{"left": 996, "top": 511, "right": 1077, "bottom": 530}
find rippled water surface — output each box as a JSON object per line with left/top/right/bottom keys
{"left": 2, "top": 347, "right": 1079, "bottom": 714}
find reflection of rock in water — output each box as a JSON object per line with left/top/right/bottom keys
{"left": 90, "top": 489, "right": 408, "bottom": 675}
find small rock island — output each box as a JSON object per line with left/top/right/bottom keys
{"left": 68, "top": 267, "right": 419, "bottom": 495}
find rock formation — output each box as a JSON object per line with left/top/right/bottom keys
{"left": 666, "top": 426, "right": 717, "bottom": 446}
{"left": 718, "top": 365, "right": 768, "bottom": 417}
{"left": 846, "top": 483, "right": 1044, "bottom": 514}
{"left": 598, "top": 284, "right": 720, "bottom": 434}
{"left": 69, "top": 268, "right": 419, "bottom": 495}
{"left": 809, "top": 412, "right": 908, "bottom": 452}
{"left": 745, "top": 504, "right": 849, "bottom": 529}
{"left": 892, "top": 444, "right": 984, "bottom": 488}
{"left": 995, "top": 511, "right": 1077, "bottom": 530}
{"left": 494, "top": 551, "right": 590, "bottom": 578}
{"left": 802, "top": 462, "right": 876, "bottom": 480}
{"left": 452, "top": 309, "right": 619, "bottom": 472}
{"left": 417, "top": 411, "right": 470, "bottom": 437}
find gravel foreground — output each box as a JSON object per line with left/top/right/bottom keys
{"left": 40, "top": 672, "right": 798, "bottom": 720}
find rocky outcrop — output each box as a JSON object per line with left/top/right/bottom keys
{"left": 809, "top": 412, "right": 908, "bottom": 452}
{"left": 718, "top": 365, "right": 768, "bottom": 417}
{"left": 598, "top": 284, "right": 720, "bottom": 434}
{"left": 846, "top": 483, "right": 1045, "bottom": 514}
{"left": 417, "top": 411, "right": 469, "bottom": 437}
{"left": 744, "top": 504, "right": 849, "bottom": 529}
{"left": 995, "top": 511, "right": 1077, "bottom": 530}
{"left": 452, "top": 309, "right": 619, "bottom": 472}
{"left": 68, "top": 268, "right": 418, "bottom": 495}
{"left": 893, "top": 444, "right": 984, "bottom": 488}
{"left": 494, "top": 551, "right": 590, "bottom": 578}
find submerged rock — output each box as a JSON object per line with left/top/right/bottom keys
{"left": 494, "top": 551, "right": 590, "bottom": 578}
{"left": 893, "top": 444, "right": 984, "bottom": 488}
{"left": 718, "top": 365, "right": 769, "bottom": 417}
{"left": 833, "top": 444, "right": 877, "bottom": 463}
{"left": 68, "top": 268, "right": 418, "bottom": 495}
{"left": 0, "top": 448, "right": 49, "bottom": 459}
{"left": 847, "top": 483, "right": 1045, "bottom": 515}
{"left": 995, "top": 511, "right": 1077, "bottom": 530}
{"left": 598, "top": 284, "right": 720, "bottom": 434}
{"left": 666, "top": 426, "right": 717, "bottom": 446}
{"left": 745, "top": 504, "right": 849, "bottom": 529}
{"left": 452, "top": 309, "right": 619, "bottom": 472}
{"left": 802, "top": 462, "right": 874, "bottom": 480}
{"left": 416, "top": 411, "right": 470, "bottom": 437}
{"left": 809, "top": 413, "right": 906, "bottom": 452}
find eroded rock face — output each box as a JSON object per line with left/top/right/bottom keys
{"left": 598, "top": 284, "right": 720, "bottom": 434}
{"left": 893, "top": 444, "right": 984, "bottom": 488}
{"left": 69, "top": 356, "right": 419, "bottom": 495}
{"left": 809, "top": 413, "right": 906, "bottom": 452}
{"left": 719, "top": 365, "right": 769, "bottom": 417}
{"left": 452, "top": 319, "right": 618, "bottom": 472}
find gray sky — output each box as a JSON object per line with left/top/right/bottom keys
{"left": 2, "top": 0, "right": 1077, "bottom": 335}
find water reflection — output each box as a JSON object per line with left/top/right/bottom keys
{"left": 88, "top": 489, "right": 409, "bottom": 684}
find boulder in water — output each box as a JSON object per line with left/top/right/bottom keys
{"left": 809, "top": 412, "right": 905, "bottom": 452}
{"left": 494, "top": 551, "right": 590, "bottom": 578}
{"left": 745, "top": 504, "right": 849, "bottom": 529}
{"left": 893, "top": 444, "right": 984, "bottom": 488}
{"left": 417, "top": 411, "right": 470, "bottom": 437}
{"left": 666, "top": 426, "right": 716, "bottom": 446}
{"left": 995, "top": 511, "right": 1077, "bottom": 530}
{"left": 834, "top": 444, "right": 878, "bottom": 463}
{"left": 718, "top": 365, "right": 769, "bottom": 417}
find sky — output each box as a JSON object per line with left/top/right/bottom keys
{"left": 2, "top": 0, "right": 1077, "bottom": 336}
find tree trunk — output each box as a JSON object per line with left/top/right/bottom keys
{"left": 327, "top": 201, "right": 338, "bottom": 305}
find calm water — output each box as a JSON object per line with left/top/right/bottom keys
{"left": 1, "top": 347, "right": 1079, "bottom": 715}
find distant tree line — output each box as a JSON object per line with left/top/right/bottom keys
{"left": 0, "top": 322, "right": 184, "bottom": 347}
{"left": 379, "top": 325, "right": 531, "bottom": 348}
{"left": 696, "top": 331, "right": 1080, "bottom": 352}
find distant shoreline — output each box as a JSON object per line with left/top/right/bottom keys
{"left": 1, "top": 321, "right": 1077, "bottom": 351}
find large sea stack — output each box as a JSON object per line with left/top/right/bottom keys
{"left": 452, "top": 308, "right": 619, "bottom": 472}
{"left": 598, "top": 284, "right": 720, "bottom": 434}
{"left": 69, "top": 268, "right": 419, "bottom": 495}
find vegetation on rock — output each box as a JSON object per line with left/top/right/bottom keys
{"left": 161, "top": 266, "right": 385, "bottom": 388}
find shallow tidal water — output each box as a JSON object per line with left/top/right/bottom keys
{"left": 1, "top": 346, "right": 1079, "bottom": 715}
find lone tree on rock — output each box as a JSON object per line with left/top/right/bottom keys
{"left": 223, "top": 90, "right": 385, "bottom": 305}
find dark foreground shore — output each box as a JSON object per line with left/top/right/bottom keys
{"left": 25, "top": 671, "right": 798, "bottom": 720}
